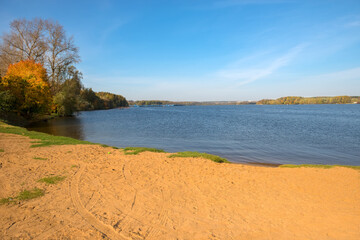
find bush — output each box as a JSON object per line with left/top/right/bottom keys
{"left": 0, "top": 90, "right": 16, "bottom": 112}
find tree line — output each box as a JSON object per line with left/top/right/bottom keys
{"left": 80, "top": 90, "right": 128, "bottom": 111}
{"left": 0, "top": 18, "right": 128, "bottom": 121}
{"left": 256, "top": 96, "right": 360, "bottom": 105}
{"left": 130, "top": 100, "right": 256, "bottom": 106}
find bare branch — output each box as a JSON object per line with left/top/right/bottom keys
{"left": 0, "top": 18, "right": 81, "bottom": 93}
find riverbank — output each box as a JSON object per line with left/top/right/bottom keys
{"left": 0, "top": 123, "right": 360, "bottom": 239}
{"left": 0, "top": 106, "right": 128, "bottom": 128}
{"left": 25, "top": 105, "right": 360, "bottom": 166}
{"left": 0, "top": 110, "right": 59, "bottom": 127}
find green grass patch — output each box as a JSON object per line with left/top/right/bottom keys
{"left": 17, "top": 188, "right": 45, "bottom": 200}
{"left": 71, "top": 164, "right": 78, "bottom": 168}
{"left": 0, "top": 188, "right": 45, "bottom": 205}
{"left": 0, "top": 149, "right": 4, "bottom": 152}
{"left": 101, "top": 144, "right": 120, "bottom": 150}
{"left": 0, "top": 198, "right": 11, "bottom": 205}
{"left": 123, "top": 147, "right": 165, "bottom": 155}
{"left": 33, "top": 157, "right": 48, "bottom": 160}
{"left": 168, "top": 151, "right": 229, "bottom": 163}
{"left": 0, "top": 121, "right": 94, "bottom": 147}
{"left": 38, "top": 175, "right": 66, "bottom": 184}
{"left": 279, "top": 164, "right": 360, "bottom": 170}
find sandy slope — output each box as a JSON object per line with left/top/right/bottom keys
{"left": 0, "top": 133, "right": 359, "bottom": 240}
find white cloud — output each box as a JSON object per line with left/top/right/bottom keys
{"left": 215, "top": 43, "right": 307, "bottom": 86}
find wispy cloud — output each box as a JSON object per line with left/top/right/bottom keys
{"left": 283, "top": 67, "right": 360, "bottom": 97}
{"left": 216, "top": 43, "right": 307, "bottom": 86}
{"left": 100, "top": 20, "right": 127, "bottom": 44}
{"left": 345, "top": 21, "right": 360, "bottom": 27}
{"left": 300, "top": 67, "right": 360, "bottom": 84}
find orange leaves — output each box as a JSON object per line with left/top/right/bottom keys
{"left": 5, "top": 60, "right": 48, "bottom": 88}
{"left": 1, "top": 60, "right": 52, "bottom": 116}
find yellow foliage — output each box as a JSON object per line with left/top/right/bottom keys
{"left": 1, "top": 60, "right": 52, "bottom": 116}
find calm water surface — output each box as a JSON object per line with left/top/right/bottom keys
{"left": 27, "top": 105, "right": 360, "bottom": 165}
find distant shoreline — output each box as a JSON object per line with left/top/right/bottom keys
{"left": 129, "top": 95, "right": 359, "bottom": 106}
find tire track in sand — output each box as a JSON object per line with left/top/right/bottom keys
{"left": 70, "top": 165, "right": 130, "bottom": 240}
{"left": 109, "top": 160, "right": 174, "bottom": 239}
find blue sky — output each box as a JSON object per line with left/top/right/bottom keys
{"left": 1, "top": 0, "right": 359, "bottom": 101}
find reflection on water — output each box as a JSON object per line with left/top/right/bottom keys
{"left": 27, "top": 116, "right": 85, "bottom": 140}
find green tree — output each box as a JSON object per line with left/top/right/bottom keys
{"left": 53, "top": 66, "right": 82, "bottom": 116}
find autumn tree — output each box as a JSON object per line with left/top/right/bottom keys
{"left": 0, "top": 18, "right": 128, "bottom": 118}
{"left": 0, "top": 60, "right": 52, "bottom": 117}
{"left": 0, "top": 19, "right": 47, "bottom": 77}
{"left": 0, "top": 18, "right": 80, "bottom": 94}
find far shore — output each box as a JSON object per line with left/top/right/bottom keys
{"left": 0, "top": 122, "right": 359, "bottom": 239}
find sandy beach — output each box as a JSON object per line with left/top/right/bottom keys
{"left": 0, "top": 132, "right": 359, "bottom": 239}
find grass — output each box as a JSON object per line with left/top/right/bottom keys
{"left": 279, "top": 164, "right": 360, "bottom": 170}
{"left": 0, "top": 198, "right": 11, "bottom": 205}
{"left": 100, "top": 144, "right": 119, "bottom": 149}
{"left": 33, "top": 157, "right": 48, "bottom": 160}
{"left": 123, "top": 147, "right": 165, "bottom": 155}
{"left": 0, "top": 121, "right": 94, "bottom": 147}
{"left": 0, "top": 188, "right": 45, "bottom": 205}
{"left": 71, "top": 164, "right": 78, "bottom": 168}
{"left": 0, "top": 122, "right": 227, "bottom": 162}
{"left": 168, "top": 151, "right": 229, "bottom": 163}
{"left": 38, "top": 175, "right": 66, "bottom": 184}
{"left": 0, "top": 149, "right": 4, "bottom": 152}
{"left": 17, "top": 188, "right": 45, "bottom": 200}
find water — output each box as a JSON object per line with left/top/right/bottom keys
{"left": 27, "top": 105, "right": 360, "bottom": 165}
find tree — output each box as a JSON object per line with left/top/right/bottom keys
{"left": 0, "top": 60, "right": 52, "bottom": 117}
{"left": 53, "top": 66, "right": 83, "bottom": 116}
{"left": 0, "top": 19, "right": 46, "bottom": 77}
{"left": 44, "top": 20, "right": 80, "bottom": 94}
{"left": 256, "top": 96, "right": 354, "bottom": 105}
{"left": 0, "top": 18, "right": 80, "bottom": 93}
{"left": 0, "top": 89, "right": 17, "bottom": 112}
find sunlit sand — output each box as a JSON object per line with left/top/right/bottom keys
{"left": 1, "top": 133, "right": 359, "bottom": 239}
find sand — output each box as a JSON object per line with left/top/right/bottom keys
{"left": 0, "top": 132, "right": 359, "bottom": 239}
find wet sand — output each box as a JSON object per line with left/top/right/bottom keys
{"left": 0, "top": 132, "right": 359, "bottom": 239}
